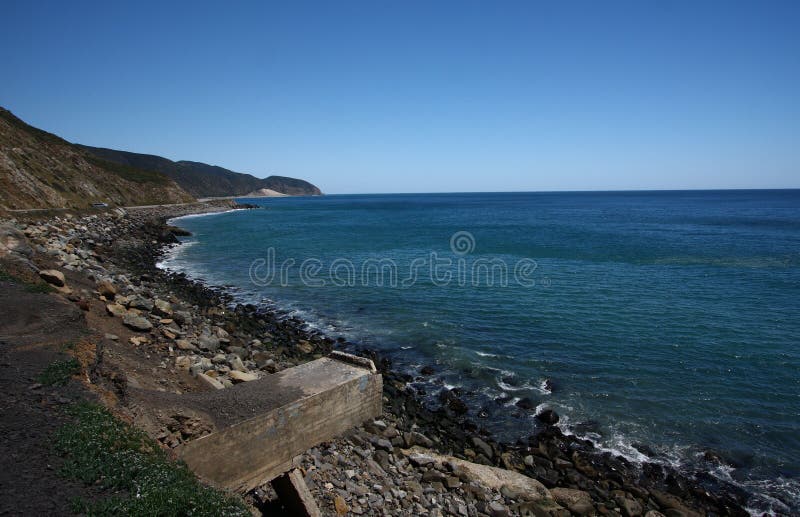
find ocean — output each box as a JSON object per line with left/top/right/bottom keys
{"left": 159, "top": 190, "right": 800, "bottom": 513}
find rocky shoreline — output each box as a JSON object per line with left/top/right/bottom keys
{"left": 0, "top": 203, "right": 756, "bottom": 516}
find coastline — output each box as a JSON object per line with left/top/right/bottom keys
{"left": 0, "top": 203, "right": 760, "bottom": 515}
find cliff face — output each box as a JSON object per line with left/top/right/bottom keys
{"left": 0, "top": 108, "right": 194, "bottom": 209}
{"left": 78, "top": 146, "right": 323, "bottom": 198}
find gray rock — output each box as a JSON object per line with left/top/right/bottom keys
{"left": 371, "top": 437, "right": 394, "bottom": 452}
{"left": 197, "top": 334, "right": 220, "bottom": 352}
{"left": 152, "top": 299, "right": 173, "bottom": 317}
{"left": 620, "top": 498, "right": 643, "bottom": 517}
{"left": 471, "top": 436, "right": 494, "bottom": 459}
{"left": 128, "top": 296, "right": 154, "bottom": 311}
{"left": 123, "top": 314, "right": 153, "bottom": 332}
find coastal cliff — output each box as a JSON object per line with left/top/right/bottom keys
{"left": 0, "top": 108, "right": 194, "bottom": 210}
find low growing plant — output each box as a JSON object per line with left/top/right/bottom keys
{"left": 55, "top": 403, "right": 249, "bottom": 516}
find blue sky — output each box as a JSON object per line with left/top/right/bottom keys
{"left": 2, "top": 1, "right": 798, "bottom": 194}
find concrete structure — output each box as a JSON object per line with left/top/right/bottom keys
{"left": 176, "top": 352, "right": 382, "bottom": 492}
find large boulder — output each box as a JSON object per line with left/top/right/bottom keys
{"left": 401, "top": 447, "right": 552, "bottom": 502}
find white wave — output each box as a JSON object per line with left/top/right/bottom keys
{"left": 166, "top": 208, "right": 247, "bottom": 224}
{"left": 475, "top": 351, "right": 499, "bottom": 358}
{"left": 538, "top": 379, "right": 553, "bottom": 394}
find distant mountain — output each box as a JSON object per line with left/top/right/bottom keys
{"left": 0, "top": 108, "right": 194, "bottom": 210}
{"left": 77, "top": 146, "right": 323, "bottom": 198}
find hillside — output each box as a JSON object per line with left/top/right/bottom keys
{"left": 0, "top": 108, "right": 194, "bottom": 209}
{"left": 78, "top": 145, "right": 323, "bottom": 198}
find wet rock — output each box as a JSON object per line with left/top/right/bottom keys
{"left": 515, "top": 397, "right": 536, "bottom": 410}
{"left": 535, "top": 408, "right": 560, "bottom": 425}
{"left": 440, "top": 388, "right": 469, "bottom": 415}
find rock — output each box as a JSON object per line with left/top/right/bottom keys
{"left": 297, "top": 340, "right": 314, "bottom": 354}
{"left": 405, "top": 431, "right": 434, "bottom": 448}
{"left": 229, "top": 370, "right": 258, "bottom": 383}
{"left": 175, "top": 356, "right": 192, "bottom": 370}
{"left": 128, "top": 295, "right": 154, "bottom": 311}
{"left": 106, "top": 303, "right": 128, "bottom": 317}
{"left": 197, "top": 334, "right": 220, "bottom": 352}
{"left": 104, "top": 333, "right": 119, "bottom": 341}
{"left": 407, "top": 452, "right": 437, "bottom": 467}
{"left": 488, "top": 501, "right": 509, "bottom": 517}
{"left": 471, "top": 437, "right": 494, "bottom": 459}
{"left": 123, "top": 314, "right": 153, "bottom": 332}
{"left": 515, "top": 397, "right": 536, "bottom": 410}
{"left": 334, "top": 495, "right": 349, "bottom": 515}
{"left": 97, "top": 280, "right": 116, "bottom": 299}
{"left": 152, "top": 299, "right": 173, "bottom": 317}
{"left": 444, "top": 476, "right": 462, "bottom": 489}
{"left": 371, "top": 437, "right": 394, "bottom": 452}
{"left": 535, "top": 408, "right": 560, "bottom": 425}
{"left": 644, "top": 512, "right": 667, "bottom": 517}
{"left": 228, "top": 355, "right": 247, "bottom": 372}
{"left": 175, "top": 339, "right": 196, "bottom": 351}
{"left": 620, "top": 498, "right": 643, "bottom": 517}
{"left": 0, "top": 223, "right": 33, "bottom": 259}
{"left": 173, "top": 310, "right": 193, "bottom": 325}
{"left": 440, "top": 389, "right": 469, "bottom": 414}
{"left": 551, "top": 488, "right": 594, "bottom": 515}
{"left": 39, "top": 269, "right": 65, "bottom": 287}
{"left": 197, "top": 372, "right": 224, "bottom": 390}
{"left": 402, "top": 449, "right": 551, "bottom": 502}
{"left": 422, "top": 470, "right": 446, "bottom": 483}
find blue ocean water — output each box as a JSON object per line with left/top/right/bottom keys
{"left": 161, "top": 191, "right": 800, "bottom": 513}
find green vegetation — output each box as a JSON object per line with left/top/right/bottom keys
{"left": 0, "top": 264, "right": 55, "bottom": 292}
{"left": 55, "top": 403, "right": 249, "bottom": 516}
{"left": 25, "top": 281, "right": 56, "bottom": 293}
{"left": 38, "top": 358, "right": 81, "bottom": 386}
{"left": 84, "top": 154, "right": 171, "bottom": 185}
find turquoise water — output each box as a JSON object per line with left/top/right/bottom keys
{"left": 161, "top": 191, "right": 800, "bottom": 512}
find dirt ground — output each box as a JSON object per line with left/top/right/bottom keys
{"left": 0, "top": 280, "right": 101, "bottom": 515}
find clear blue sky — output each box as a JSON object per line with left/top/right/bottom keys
{"left": 2, "top": 1, "right": 798, "bottom": 194}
